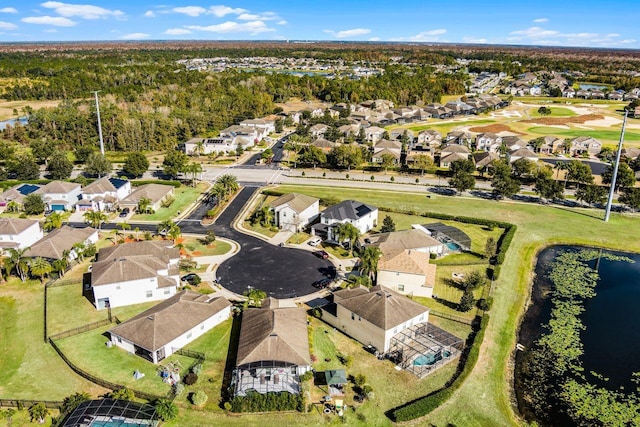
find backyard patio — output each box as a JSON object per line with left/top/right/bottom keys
{"left": 233, "top": 364, "right": 301, "bottom": 396}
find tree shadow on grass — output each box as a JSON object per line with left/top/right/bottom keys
{"left": 219, "top": 313, "right": 242, "bottom": 408}
{"left": 433, "top": 296, "right": 461, "bottom": 311}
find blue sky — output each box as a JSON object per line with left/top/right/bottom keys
{"left": 0, "top": 1, "right": 638, "bottom": 48}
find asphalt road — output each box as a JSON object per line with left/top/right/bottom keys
{"left": 71, "top": 182, "right": 334, "bottom": 299}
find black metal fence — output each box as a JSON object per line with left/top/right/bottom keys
{"left": 429, "top": 310, "right": 474, "bottom": 326}
{"left": 48, "top": 319, "right": 112, "bottom": 341}
{"left": 0, "top": 399, "right": 62, "bottom": 409}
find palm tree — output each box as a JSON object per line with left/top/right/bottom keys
{"left": 345, "top": 274, "right": 372, "bottom": 289}
{"left": 217, "top": 174, "right": 239, "bottom": 195}
{"left": 117, "top": 221, "right": 131, "bottom": 238}
{"left": 194, "top": 140, "right": 205, "bottom": 157}
{"left": 187, "top": 162, "right": 203, "bottom": 187}
{"left": 359, "top": 246, "right": 382, "bottom": 282}
{"left": 158, "top": 219, "right": 175, "bottom": 235}
{"left": 137, "top": 197, "right": 152, "bottom": 214}
{"left": 7, "top": 248, "right": 30, "bottom": 282}
{"left": 167, "top": 224, "right": 182, "bottom": 241}
{"left": 29, "top": 257, "right": 51, "bottom": 283}
{"left": 43, "top": 211, "right": 64, "bottom": 231}
{"left": 554, "top": 161, "right": 567, "bottom": 180}
{"left": 334, "top": 222, "right": 360, "bottom": 256}
{"left": 243, "top": 288, "right": 267, "bottom": 307}
{"left": 72, "top": 243, "right": 85, "bottom": 261}
{"left": 6, "top": 200, "right": 20, "bottom": 213}
{"left": 257, "top": 206, "right": 274, "bottom": 227}
{"left": 52, "top": 258, "right": 68, "bottom": 278}
{"left": 0, "top": 256, "right": 6, "bottom": 284}
{"left": 83, "top": 211, "right": 107, "bottom": 229}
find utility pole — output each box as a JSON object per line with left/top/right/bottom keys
{"left": 604, "top": 111, "right": 628, "bottom": 222}
{"left": 92, "top": 91, "right": 105, "bottom": 155}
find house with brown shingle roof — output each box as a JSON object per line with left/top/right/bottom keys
{"left": 25, "top": 225, "right": 98, "bottom": 261}
{"left": 234, "top": 304, "right": 311, "bottom": 396}
{"left": 118, "top": 184, "right": 174, "bottom": 212}
{"left": 90, "top": 241, "right": 180, "bottom": 310}
{"left": 78, "top": 177, "right": 132, "bottom": 212}
{"left": 108, "top": 290, "right": 231, "bottom": 363}
{"left": 321, "top": 285, "right": 430, "bottom": 352}
{"left": 0, "top": 183, "right": 41, "bottom": 211}
{"left": 0, "top": 218, "right": 43, "bottom": 252}
{"left": 269, "top": 193, "right": 319, "bottom": 232}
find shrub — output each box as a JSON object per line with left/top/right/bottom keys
{"left": 300, "top": 371, "right": 314, "bottom": 382}
{"left": 390, "top": 176, "right": 395, "bottom": 182}
{"left": 132, "top": 179, "right": 182, "bottom": 188}
{"left": 184, "top": 372, "right": 198, "bottom": 385}
{"left": 230, "top": 391, "right": 303, "bottom": 412}
{"left": 477, "top": 297, "right": 493, "bottom": 311}
{"left": 154, "top": 399, "right": 178, "bottom": 421}
{"left": 191, "top": 363, "right": 203, "bottom": 375}
{"left": 109, "top": 388, "right": 134, "bottom": 401}
{"left": 301, "top": 171, "right": 306, "bottom": 177}
{"left": 322, "top": 172, "right": 326, "bottom": 177}
{"left": 311, "top": 307, "right": 323, "bottom": 319}
{"left": 346, "top": 173, "right": 350, "bottom": 179}
{"left": 415, "top": 178, "right": 420, "bottom": 184}
{"left": 173, "top": 383, "right": 185, "bottom": 397}
{"left": 205, "top": 208, "right": 217, "bottom": 219}
{"left": 161, "top": 196, "right": 175, "bottom": 208}
{"left": 337, "top": 353, "right": 353, "bottom": 367}
{"left": 224, "top": 402, "right": 232, "bottom": 411}
{"left": 191, "top": 391, "right": 208, "bottom": 406}
{"left": 429, "top": 252, "right": 437, "bottom": 260}
{"left": 370, "top": 175, "right": 375, "bottom": 181}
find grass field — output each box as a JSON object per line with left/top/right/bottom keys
{"left": 274, "top": 183, "right": 640, "bottom": 426}
{"left": 526, "top": 126, "right": 640, "bottom": 142}
{"left": 180, "top": 236, "right": 232, "bottom": 257}
{"left": 132, "top": 183, "right": 207, "bottom": 221}
{"left": 528, "top": 106, "right": 577, "bottom": 118}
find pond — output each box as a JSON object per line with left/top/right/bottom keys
{"left": 517, "top": 246, "right": 640, "bottom": 392}
{"left": 0, "top": 116, "right": 28, "bottom": 130}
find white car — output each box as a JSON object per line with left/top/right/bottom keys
{"left": 308, "top": 237, "right": 322, "bottom": 247}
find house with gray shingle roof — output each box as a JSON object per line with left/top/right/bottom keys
{"left": 118, "top": 184, "right": 174, "bottom": 212}
{"left": 90, "top": 241, "right": 180, "bottom": 310}
{"left": 0, "top": 183, "right": 41, "bottom": 211}
{"left": 25, "top": 225, "right": 98, "bottom": 261}
{"left": 0, "top": 218, "right": 43, "bottom": 252}
{"left": 234, "top": 304, "right": 311, "bottom": 396}
{"left": 109, "top": 290, "right": 231, "bottom": 363}
{"left": 34, "top": 181, "right": 82, "bottom": 211}
{"left": 321, "top": 285, "right": 430, "bottom": 352}
{"left": 312, "top": 199, "right": 378, "bottom": 241}
{"left": 269, "top": 193, "right": 319, "bottom": 232}
{"left": 78, "top": 177, "right": 131, "bottom": 212}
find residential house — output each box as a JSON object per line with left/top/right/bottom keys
{"left": 269, "top": 193, "right": 320, "bottom": 232}
{"left": 608, "top": 91, "right": 625, "bottom": 101}
{"left": 415, "top": 130, "right": 442, "bottom": 151}
{"left": 90, "top": 241, "right": 180, "bottom": 310}
{"left": 423, "top": 104, "right": 453, "bottom": 119}
{"left": 321, "top": 285, "right": 430, "bottom": 353}
{"left": 507, "top": 148, "right": 538, "bottom": 163}
{"left": 239, "top": 118, "right": 276, "bottom": 135}
{"left": 445, "top": 101, "right": 475, "bottom": 115}
{"left": 472, "top": 151, "right": 500, "bottom": 172}
{"left": 312, "top": 200, "right": 378, "bottom": 241}
{"left": 377, "top": 250, "right": 437, "bottom": 297}
{"left": 337, "top": 124, "right": 361, "bottom": 138}
{"left": 25, "top": 225, "right": 98, "bottom": 261}
{"left": 233, "top": 302, "right": 311, "bottom": 396}
{"left": 364, "top": 126, "right": 386, "bottom": 143}
{"left": 538, "top": 136, "right": 564, "bottom": 155}
{"left": 562, "top": 87, "right": 576, "bottom": 98}
{"left": 362, "top": 228, "right": 444, "bottom": 255}
{"left": 590, "top": 90, "right": 605, "bottom": 100}
{"left": 445, "top": 131, "right": 474, "bottom": 147}
{"left": 569, "top": 136, "right": 602, "bottom": 156}
{"left": 502, "top": 135, "right": 526, "bottom": 151}
{"left": 77, "top": 177, "right": 132, "bottom": 212}
{"left": 183, "top": 135, "right": 253, "bottom": 155}
{"left": 119, "top": 184, "right": 174, "bottom": 213}
{"left": 475, "top": 133, "right": 503, "bottom": 152}
{"left": 372, "top": 139, "right": 402, "bottom": 164}
{"left": 300, "top": 106, "right": 324, "bottom": 119}
{"left": 109, "top": 290, "right": 231, "bottom": 364}
{"left": 0, "top": 183, "right": 41, "bottom": 212}
{"left": 35, "top": 181, "right": 82, "bottom": 211}
{"left": 389, "top": 129, "right": 414, "bottom": 142}
{"left": 0, "top": 218, "right": 43, "bottom": 252}
{"left": 309, "top": 123, "right": 329, "bottom": 138}
{"left": 412, "top": 223, "right": 472, "bottom": 252}
{"left": 438, "top": 145, "right": 470, "bottom": 168}
{"left": 310, "top": 138, "right": 336, "bottom": 153}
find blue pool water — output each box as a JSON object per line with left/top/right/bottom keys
{"left": 413, "top": 351, "right": 451, "bottom": 366}
{"left": 91, "top": 421, "right": 150, "bottom": 427}
{"left": 446, "top": 242, "right": 460, "bottom": 251}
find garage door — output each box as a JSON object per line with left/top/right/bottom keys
{"left": 51, "top": 204, "right": 66, "bottom": 211}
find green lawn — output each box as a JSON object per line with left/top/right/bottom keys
{"left": 287, "top": 232, "right": 311, "bottom": 245}
{"left": 132, "top": 183, "right": 207, "bottom": 221}
{"left": 320, "top": 243, "right": 353, "bottom": 259}
{"left": 180, "top": 236, "right": 232, "bottom": 257}
{"left": 0, "top": 278, "right": 107, "bottom": 400}
{"left": 529, "top": 106, "right": 576, "bottom": 118}
{"left": 527, "top": 126, "right": 640, "bottom": 142}
{"left": 390, "top": 119, "right": 495, "bottom": 135}
{"left": 243, "top": 220, "right": 278, "bottom": 238}
{"left": 274, "top": 183, "right": 640, "bottom": 426}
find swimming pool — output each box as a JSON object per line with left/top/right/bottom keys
{"left": 90, "top": 420, "right": 152, "bottom": 427}
{"left": 413, "top": 351, "right": 451, "bottom": 366}
{"left": 445, "top": 242, "right": 461, "bottom": 251}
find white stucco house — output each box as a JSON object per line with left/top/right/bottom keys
{"left": 321, "top": 285, "right": 430, "bottom": 353}
{"left": 90, "top": 241, "right": 180, "bottom": 310}
{"left": 118, "top": 184, "right": 174, "bottom": 213}
{"left": 311, "top": 200, "right": 378, "bottom": 241}
{"left": 25, "top": 225, "right": 98, "bottom": 261}
{"left": 35, "top": 181, "right": 82, "bottom": 211}
{"left": 0, "top": 218, "right": 43, "bottom": 252}
{"left": 77, "top": 177, "right": 132, "bottom": 212}
{"left": 269, "top": 193, "right": 319, "bottom": 232}
{"left": 108, "top": 290, "right": 231, "bottom": 364}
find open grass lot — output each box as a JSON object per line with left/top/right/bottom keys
{"left": 274, "top": 183, "right": 640, "bottom": 426}
{"left": 287, "top": 231, "right": 311, "bottom": 244}
{"left": 526, "top": 126, "right": 640, "bottom": 142}
{"left": 180, "top": 236, "right": 232, "bottom": 257}
{"left": 528, "top": 106, "right": 576, "bottom": 118}
{"left": 131, "top": 183, "right": 207, "bottom": 221}
{"left": 0, "top": 98, "right": 60, "bottom": 121}
{"left": 0, "top": 278, "right": 107, "bottom": 401}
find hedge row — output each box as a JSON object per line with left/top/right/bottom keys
{"left": 392, "top": 314, "right": 490, "bottom": 422}
{"left": 131, "top": 179, "right": 182, "bottom": 188}
{"left": 230, "top": 391, "right": 303, "bottom": 413}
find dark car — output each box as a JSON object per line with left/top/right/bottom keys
{"left": 119, "top": 208, "right": 130, "bottom": 218}
{"left": 312, "top": 278, "right": 332, "bottom": 289}
{"left": 181, "top": 273, "right": 201, "bottom": 286}
{"left": 314, "top": 250, "right": 329, "bottom": 259}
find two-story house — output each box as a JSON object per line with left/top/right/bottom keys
{"left": 0, "top": 218, "right": 43, "bottom": 252}
{"left": 311, "top": 200, "right": 378, "bottom": 241}
{"left": 77, "top": 177, "right": 132, "bottom": 212}
{"left": 35, "top": 181, "right": 82, "bottom": 211}
{"left": 269, "top": 193, "right": 319, "bottom": 232}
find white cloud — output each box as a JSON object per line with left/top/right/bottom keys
{"left": 277, "top": 20, "right": 287, "bottom": 25}
{"left": 164, "top": 28, "right": 192, "bottom": 35}
{"left": 172, "top": 6, "right": 206, "bottom": 17}
{"left": 0, "top": 7, "right": 18, "bottom": 13}
{"left": 186, "top": 20, "right": 274, "bottom": 34}
{"left": 533, "top": 18, "right": 548, "bottom": 23}
{"left": 43, "top": 28, "right": 57, "bottom": 33}
{"left": 325, "top": 28, "right": 371, "bottom": 38}
{"left": 144, "top": 10, "right": 155, "bottom": 18}
{"left": 463, "top": 36, "right": 487, "bottom": 43}
{"left": 0, "top": 21, "right": 17, "bottom": 30}
{"left": 22, "top": 15, "right": 76, "bottom": 26}
{"left": 509, "top": 26, "right": 636, "bottom": 47}
{"left": 41, "top": 1, "right": 124, "bottom": 20}
{"left": 238, "top": 11, "right": 280, "bottom": 21}
{"left": 208, "top": 5, "right": 247, "bottom": 17}
{"left": 369, "top": 37, "right": 380, "bottom": 41}
{"left": 120, "top": 32, "right": 149, "bottom": 40}
{"left": 408, "top": 28, "right": 447, "bottom": 42}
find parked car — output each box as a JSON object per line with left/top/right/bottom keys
{"left": 314, "top": 250, "right": 329, "bottom": 259}
{"left": 119, "top": 208, "right": 130, "bottom": 218}
{"left": 308, "top": 237, "right": 322, "bottom": 246}
{"left": 181, "top": 273, "right": 201, "bottom": 286}
{"left": 312, "top": 278, "right": 332, "bottom": 289}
